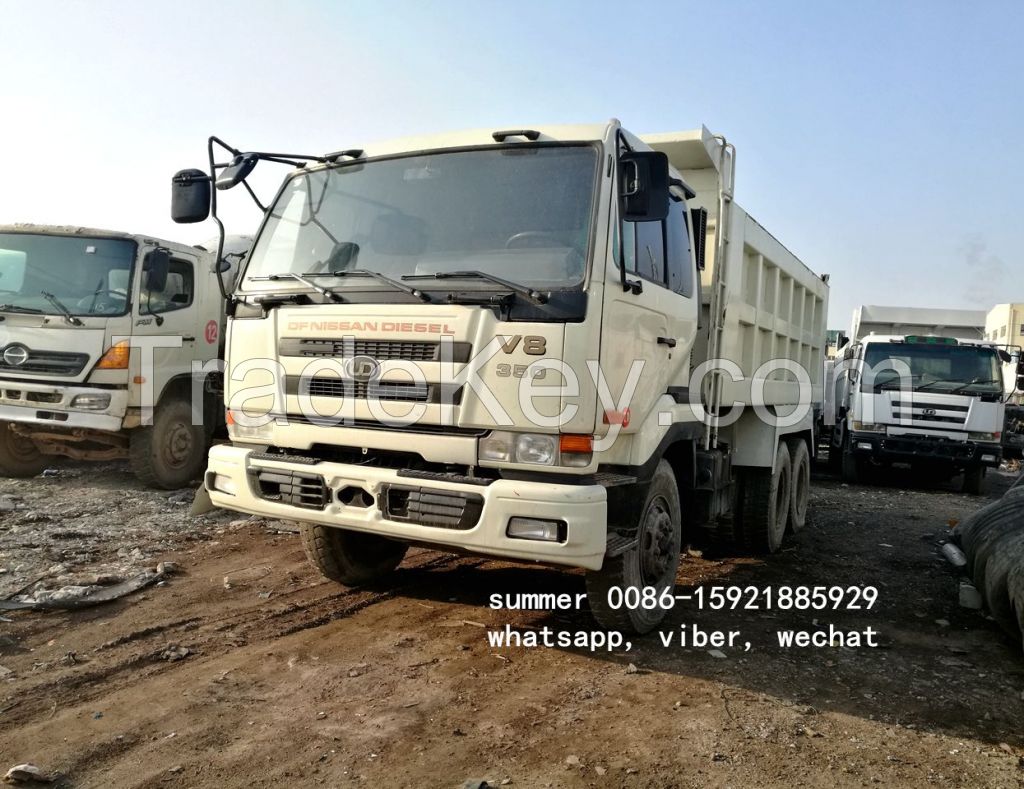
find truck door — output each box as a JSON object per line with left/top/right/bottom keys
{"left": 599, "top": 193, "right": 699, "bottom": 431}
{"left": 134, "top": 250, "right": 202, "bottom": 411}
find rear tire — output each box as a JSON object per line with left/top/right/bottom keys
{"left": 0, "top": 421, "right": 49, "bottom": 478}
{"left": 736, "top": 441, "right": 792, "bottom": 554}
{"left": 300, "top": 523, "right": 408, "bottom": 586}
{"left": 129, "top": 398, "right": 208, "bottom": 490}
{"left": 586, "top": 460, "right": 682, "bottom": 634}
{"left": 787, "top": 438, "right": 811, "bottom": 533}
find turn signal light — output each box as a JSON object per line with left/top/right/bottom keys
{"left": 96, "top": 340, "right": 130, "bottom": 369}
{"left": 559, "top": 434, "right": 594, "bottom": 454}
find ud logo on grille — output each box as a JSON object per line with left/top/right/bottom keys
{"left": 346, "top": 355, "right": 380, "bottom": 382}
{"left": 922, "top": 408, "right": 937, "bottom": 416}
{"left": 2, "top": 344, "right": 30, "bottom": 367}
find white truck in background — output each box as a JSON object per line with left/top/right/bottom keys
{"left": 0, "top": 225, "right": 248, "bottom": 488}
{"left": 827, "top": 305, "right": 1007, "bottom": 492}
{"left": 170, "top": 123, "right": 828, "bottom": 632}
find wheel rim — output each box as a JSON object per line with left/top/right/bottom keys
{"left": 162, "top": 420, "right": 195, "bottom": 469}
{"left": 639, "top": 495, "right": 676, "bottom": 586}
{"left": 794, "top": 460, "right": 808, "bottom": 520}
{"left": 3, "top": 426, "right": 40, "bottom": 463}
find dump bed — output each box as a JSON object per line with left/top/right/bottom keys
{"left": 643, "top": 128, "right": 829, "bottom": 406}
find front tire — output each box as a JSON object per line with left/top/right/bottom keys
{"left": 586, "top": 460, "right": 682, "bottom": 634}
{"left": 129, "top": 398, "right": 208, "bottom": 489}
{"left": 300, "top": 523, "right": 408, "bottom": 586}
{"left": 962, "top": 465, "right": 985, "bottom": 496}
{"left": 0, "top": 421, "right": 48, "bottom": 478}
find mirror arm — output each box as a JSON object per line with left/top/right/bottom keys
{"left": 240, "top": 179, "right": 266, "bottom": 213}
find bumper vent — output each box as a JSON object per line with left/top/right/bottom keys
{"left": 381, "top": 484, "right": 483, "bottom": 530}
{"left": 249, "top": 466, "right": 329, "bottom": 510}
{"left": 881, "top": 436, "right": 975, "bottom": 460}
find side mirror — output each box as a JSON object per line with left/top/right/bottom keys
{"left": 998, "top": 349, "right": 1012, "bottom": 364}
{"left": 620, "top": 151, "right": 670, "bottom": 222}
{"left": 216, "top": 153, "right": 259, "bottom": 191}
{"left": 690, "top": 207, "right": 708, "bottom": 271}
{"left": 143, "top": 248, "right": 170, "bottom": 293}
{"left": 171, "top": 169, "right": 211, "bottom": 223}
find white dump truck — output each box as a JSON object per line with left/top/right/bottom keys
{"left": 0, "top": 224, "right": 245, "bottom": 488}
{"left": 826, "top": 328, "right": 1006, "bottom": 493}
{"left": 171, "top": 123, "right": 828, "bottom": 632}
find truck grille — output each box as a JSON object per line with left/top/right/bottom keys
{"left": 279, "top": 338, "right": 471, "bottom": 363}
{"left": 0, "top": 349, "right": 89, "bottom": 376}
{"left": 381, "top": 484, "right": 483, "bottom": 530}
{"left": 249, "top": 466, "right": 329, "bottom": 509}
{"left": 287, "top": 375, "right": 462, "bottom": 404}
{"left": 891, "top": 400, "right": 968, "bottom": 427}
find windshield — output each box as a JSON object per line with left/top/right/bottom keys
{"left": 242, "top": 145, "right": 599, "bottom": 294}
{"left": 0, "top": 233, "right": 135, "bottom": 317}
{"left": 862, "top": 342, "right": 1003, "bottom": 393}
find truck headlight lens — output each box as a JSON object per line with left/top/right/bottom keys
{"left": 479, "top": 431, "right": 593, "bottom": 468}
{"left": 515, "top": 433, "right": 557, "bottom": 465}
{"left": 71, "top": 393, "right": 111, "bottom": 410}
{"left": 226, "top": 410, "right": 273, "bottom": 442}
{"left": 852, "top": 421, "right": 885, "bottom": 432}
{"left": 968, "top": 431, "right": 1001, "bottom": 442}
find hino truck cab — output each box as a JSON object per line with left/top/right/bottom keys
{"left": 0, "top": 224, "right": 231, "bottom": 488}
{"left": 828, "top": 334, "right": 1005, "bottom": 493}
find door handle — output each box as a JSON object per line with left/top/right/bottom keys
{"left": 657, "top": 336, "right": 677, "bottom": 348}
{"left": 182, "top": 336, "right": 196, "bottom": 342}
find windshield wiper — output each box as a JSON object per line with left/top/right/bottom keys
{"left": 948, "top": 378, "right": 1000, "bottom": 394}
{"left": 249, "top": 273, "right": 345, "bottom": 303}
{"left": 41, "top": 291, "right": 83, "bottom": 326}
{"left": 403, "top": 270, "right": 548, "bottom": 305}
{"left": 306, "top": 269, "right": 431, "bottom": 302}
{"left": 0, "top": 303, "right": 44, "bottom": 315}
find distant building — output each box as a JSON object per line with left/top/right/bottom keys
{"left": 849, "top": 305, "right": 986, "bottom": 342}
{"left": 984, "top": 303, "right": 1024, "bottom": 349}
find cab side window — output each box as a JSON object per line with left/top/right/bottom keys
{"left": 144, "top": 259, "right": 194, "bottom": 314}
{"left": 622, "top": 198, "right": 693, "bottom": 297}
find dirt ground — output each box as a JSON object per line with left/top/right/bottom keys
{"left": 2, "top": 460, "right": 1023, "bottom": 788}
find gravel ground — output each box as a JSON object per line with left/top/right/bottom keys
{"left": 1, "top": 459, "right": 1022, "bottom": 788}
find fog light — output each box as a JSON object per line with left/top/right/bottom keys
{"left": 856, "top": 441, "right": 874, "bottom": 451}
{"left": 507, "top": 517, "right": 565, "bottom": 543}
{"left": 980, "top": 454, "right": 997, "bottom": 463}
{"left": 968, "top": 431, "right": 1001, "bottom": 442}
{"left": 852, "top": 421, "right": 885, "bottom": 432}
{"left": 71, "top": 393, "right": 111, "bottom": 410}
{"left": 207, "top": 472, "right": 237, "bottom": 495}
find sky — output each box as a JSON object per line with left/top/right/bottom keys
{"left": 1, "top": 0, "right": 1021, "bottom": 328}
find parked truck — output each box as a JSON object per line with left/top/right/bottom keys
{"left": 0, "top": 224, "right": 245, "bottom": 488}
{"left": 170, "top": 123, "right": 828, "bottom": 632}
{"left": 826, "top": 325, "right": 1006, "bottom": 493}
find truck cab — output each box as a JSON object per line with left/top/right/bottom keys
{"left": 828, "top": 334, "right": 1005, "bottom": 493}
{"left": 173, "top": 122, "right": 828, "bottom": 632}
{"left": 0, "top": 224, "right": 230, "bottom": 488}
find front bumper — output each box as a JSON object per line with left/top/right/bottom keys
{"left": 206, "top": 444, "right": 608, "bottom": 570}
{"left": 0, "top": 381, "right": 127, "bottom": 432}
{"left": 849, "top": 432, "right": 1002, "bottom": 467}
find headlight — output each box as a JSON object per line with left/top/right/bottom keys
{"left": 968, "top": 431, "right": 1001, "bottom": 442}
{"left": 226, "top": 410, "right": 274, "bottom": 442}
{"left": 479, "top": 431, "right": 593, "bottom": 468}
{"left": 71, "top": 393, "right": 111, "bottom": 410}
{"left": 515, "top": 434, "right": 557, "bottom": 465}
{"left": 852, "top": 421, "right": 885, "bottom": 432}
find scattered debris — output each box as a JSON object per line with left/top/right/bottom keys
{"left": 565, "top": 755, "right": 581, "bottom": 766}
{"left": 3, "top": 763, "right": 53, "bottom": 784}
{"left": 624, "top": 663, "right": 640, "bottom": 674}
{"left": 958, "top": 582, "right": 983, "bottom": 610}
{"left": 0, "top": 566, "right": 175, "bottom": 611}
{"left": 159, "top": 645, "right": 191, "bottom": 662}
{"left": 941, "top": 543, "right": 968, "bottom": 568}
{"left": 708, "top": 649, "right": 727, "bottom": 659}
{"left": 934, "top": 619, "right": 951, "bottom": 628}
